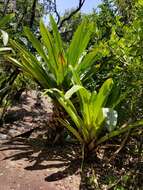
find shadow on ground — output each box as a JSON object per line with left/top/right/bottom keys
{"left": 0, "top": 135, "right": 142, "bottom": 190}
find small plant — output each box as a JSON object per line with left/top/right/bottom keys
{"left": 45, "top": 77, "right": 143, "bottom": 154}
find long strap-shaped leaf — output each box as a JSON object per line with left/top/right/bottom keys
{"left": 67, "top": 19, "right": 94, "bottom": 67}
{"left": 50, "top": 16, "right": 67, "bottom": 84}
{"left": 96, "top": 120, "right": 143, "bottom": 146}
{"left": 9, "top": 40, "right": 56, "bottom": 88}
{"left": 45, "top": 87, "right": 82, "bottom": 129}
{"left": 76, "top": 50, "right": 98, "bottom": 75}
{"left": 93, "top": 78, "right": 114, "bottom": 122}
{"left": 24, "top": 27, "right": 47, "bottom": 61}
{"left": 64, "top": 85, "right": 91, "bottom": 142}
{"left": 40, "top": 20, "right": 63, "bottom": 85}
{"left": 59, "top": 118, "right": 84, "bottom": 144}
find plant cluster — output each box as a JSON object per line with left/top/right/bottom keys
{"left": 8, "top": 11, "right": 143, "bottom": 154}
{"left": 0, "top": 0, "right": 142, "bottom": 157}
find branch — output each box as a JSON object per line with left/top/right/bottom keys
{"left": 15, "top": 0, "right": 28, "bottom": 30}
{"left": 53, "top": 0, "right": 60, "bottom": 25}
{"left": 29, "top": 0, "right": 37, "bottom": 29}
{"left": 37, "top": 0, "right": 85, "bottom": 41}
{"left": 58, "top": 0, "right": 85, "bottom": 29}
{"left": 109, "top": 129, "right": 131, "bottom": 161}
{"left": 3, "top": 0, "right": 10, "bottom": 16}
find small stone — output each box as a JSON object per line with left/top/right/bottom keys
{"left": 9, "top": 129, "right": 20, "bottom": 136}
{"left": 0, "top": 133, "right": 7, "bottom": 140}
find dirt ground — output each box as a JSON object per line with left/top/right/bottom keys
{"left": 0, "top": 91, "right": 81, "bottom": 190}
{"left": 0, "top": 90, "right": 143, "bottom": 190}
{"left": 0, "top": 140, "right": 81, "bottom": 190}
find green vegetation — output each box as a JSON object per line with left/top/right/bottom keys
{"left": 0, "top": 0, "right": 142, "bottom": 188}
{"left": 8, "top": 5, "right": 143, "bottom": 152}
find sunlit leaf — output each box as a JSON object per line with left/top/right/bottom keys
{"left": 0, "top": 30, "right": 9, "bottom": 46}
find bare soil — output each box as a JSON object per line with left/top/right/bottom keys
{"left": 0, "top": 91, "right": 81, "bottom": 190}
{"left": 0, "top": 90, "right": 142, "bottom": 190}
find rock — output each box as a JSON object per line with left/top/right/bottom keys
{"left": 8, "top": 129, "right": 20, "bottom": 137}
{"left": 0, "top": 133, "right": 8, "bottom": 140}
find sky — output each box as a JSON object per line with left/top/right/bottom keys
{"left": 56, "top": 0, "right": 102, "bottom": 14}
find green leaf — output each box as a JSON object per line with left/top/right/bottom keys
{"left": 50, "top": 16, "right": 67, "bottom": 83}
{"left": 0, "top": 14, "right": 15, "bottom": 28}
{"left": 24, "top": 27, "right": 50, "bottom": 69}
{"left": 93, "top": 78, "right": 114, "bottom": 122}
{"left": 40, "top": 19, "right": 63, "bottom": 83}
{"left": 8, "top": 40, "right": 57, "bottom": 88}
{"left": 138, "top": 0, "right": 143, "bottom": 6}
{"left": 65, "top": 85, "right": 83, "bottom": 99}
{"left": 44, "top": 88, "right": 82, "bottom": 129}
{"left": 59, "top": 119, "right": 83, "bottom": 143}
{"left": 76, "top": 50, "right": 97, "bottom": 74}
{"left": 70, "top": 65, "right": 82, "bottom": 85}
{"left": 67, "top": 20, "right": 94, "bottom": 67}
{"left": 7, "top": 57, "right": 22, "bottom": 67}
{"left": 50, "top": 15, "right": 63, "bottom": 54}
{"left": 97, "top": 120, "right": 143, "bottom": 146}
{"left": 106, "top": 84, "right": 121, "bottom": 108}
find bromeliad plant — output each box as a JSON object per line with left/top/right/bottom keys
{"left": 45, "top": 78, "right": 114, "bottom": 151}
{"left": 7, "top": 16, "right": 98, "bottom": 143}
{"left": 7, "top": 15, "right": 143, "bottom": 150}
{"left": 8, "top": 16, "right": 95, "bottom": 90}
{"left": 45, "top": 77, "right": 143, "bottom": 153}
